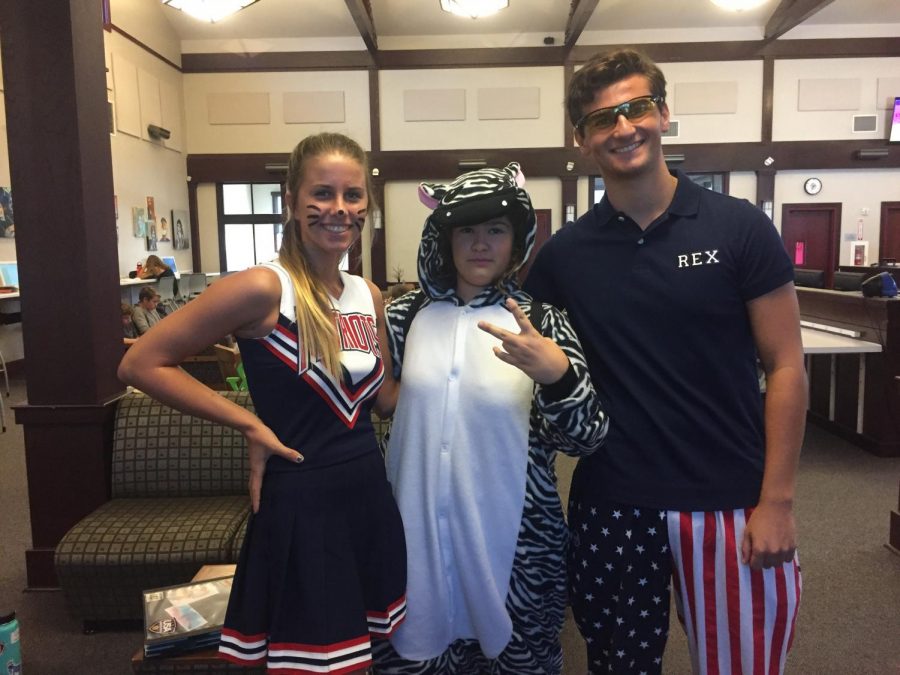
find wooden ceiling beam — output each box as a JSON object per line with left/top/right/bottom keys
{"left": 565, "top": 0, "right": 600, "bottom": 50}
{"left": 345, "top": 0, "right": 378, "bottom": 55}
{"left": 764, "top": 0, "right": 837, "bottom": 41}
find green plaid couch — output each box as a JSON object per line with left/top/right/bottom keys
{"left": 54, "top": 391, "right": 254, "bottom": 625}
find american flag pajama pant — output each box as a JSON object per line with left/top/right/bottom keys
{"left": 568, "top": 497, "right": 801, "bottom": 675}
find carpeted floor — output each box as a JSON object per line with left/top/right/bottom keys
{"left": 1, "top": 372, "right": 898, "bottom": 673}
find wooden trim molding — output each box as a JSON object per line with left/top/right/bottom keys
{"left": 181, "top": 50, "right": 373, "bottom": 73}
{"left": 173, "top": 38, "right": 900, "bottom": 76}
{"left": 109, "top": 24, "right": 182, "bottom": 72}
{"left": 188, "top": 139, "right": 900, "bottom": 186}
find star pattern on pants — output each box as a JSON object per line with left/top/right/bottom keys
{"left": 569, "top": 499, "right": 673, "bottom": 675}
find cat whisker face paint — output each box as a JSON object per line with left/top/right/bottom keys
{"left": 290, "top": 153, "right": 369, "bottom": 258}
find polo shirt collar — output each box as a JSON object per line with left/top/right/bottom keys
{"left": 594, "top": 170, "right": 701, "bottom": 228}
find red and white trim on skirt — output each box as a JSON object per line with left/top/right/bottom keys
{"left": 218, "top": 594, "right": 407, "bottom": 673}
{"left": 668, "top": 508, "right": 802, "bottom": 675}
{"left": 367, "top": 595, "right": 407, "bottom": 636}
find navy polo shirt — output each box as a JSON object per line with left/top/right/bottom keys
{"left": 525, "top": 171, "right": 793, "bottom": 511}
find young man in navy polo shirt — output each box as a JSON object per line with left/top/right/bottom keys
{"left": 523, "top": 50, "right": 807, "bottom": 674}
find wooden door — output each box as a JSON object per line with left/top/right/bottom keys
{"left": 780, "top": 203, "right": 842, "bottom": 289}
{"left": 879, "top": 202, "right": 900, "bottom": 263}
{"left": 518, "top": 208, "right": 551, "bottom": 284}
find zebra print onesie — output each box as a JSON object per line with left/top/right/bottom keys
{"left": 373, "top": 163, "right": 609, "bottom": 675}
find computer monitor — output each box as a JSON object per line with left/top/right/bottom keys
{"left": 162, "top": 256, "right": 177, "bottom": 274}
{"left": 0, "top": 261, "right": 19, "bottom": 287}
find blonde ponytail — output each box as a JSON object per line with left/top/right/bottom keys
{"left": 278, "top": 226, "right": 342, "bottom": 377}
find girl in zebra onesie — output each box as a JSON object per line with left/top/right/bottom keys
{"left": 373, "top": 162, "right": 610, "bottom": 674}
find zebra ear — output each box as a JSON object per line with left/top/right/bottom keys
{"left": 506, "top": 162, "right": 525, "bottom": 188}
{"left": 418, "top": 182, "right": 445, "bottom": 209}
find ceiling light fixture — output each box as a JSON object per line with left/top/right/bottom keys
{"left": 440, "top": 0, "right": 509, "bottom": 20}
{"left": 709, "top": 0, "right": 769, "bottom": 11}
{"left": 161, "top": 0, "right": 260, "bottom": 24}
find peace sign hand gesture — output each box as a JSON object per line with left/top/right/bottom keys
{"left": 478, "top": 298, "right": 570, "bottom": 385}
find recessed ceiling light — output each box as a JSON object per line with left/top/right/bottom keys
{"left": 440, "top": 0, "right": 509, "bottom": 20}
{"left": 161, "top": 0, "right": 260, "bottom": 24}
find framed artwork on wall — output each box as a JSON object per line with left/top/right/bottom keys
{"left": 132, "top": 207, "right": 147, "bottom": 237}
{"left": 146, "top": 221, "right": 158, "bottom": 251}
{"left": 172, "top": 209, "right": 190, "bottom": 250}
{"left": 0, "top": 187, "right": 14, "bottom": 238}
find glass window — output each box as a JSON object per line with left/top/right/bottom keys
{"left": 688, "top": 173, "right": 725, "bottom": 193}
{"left": 224, "top": 224, "right": 256, "bottom": 271}
{"left": 251, "top": 184, "right": 282, "bottom": 214}
{"left": 222, "top": 184, "right": 253, "bottom": 215}
{"left": 591, "top": 176, "right": 606, "bottom": 205}
{"left": 219, "top": 183, "right": 285, "bottom": 271}
{"left": 254, "top": 223, "right": 278, "bottom": 265}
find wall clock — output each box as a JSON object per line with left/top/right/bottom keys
{"left": 804, "top": 177, "right": 822, "bottom": 195}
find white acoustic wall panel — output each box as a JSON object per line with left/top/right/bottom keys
{"left": 658, "top": 61, "right": 762, "bottom": 143}
{"left": 477, "top": 87, "right": 540, "bottom": 120}
{"left": 283, "top": 91, "right": 345, "bottom": 124}
{"left": 673, "top": 82, "right": 738, "bottom": 115}
{"left": 207, "top": 93, "right": 270, "bottom": 125}
{"left": 112, "top": 53, "right": 141, "bottom": 138}
{"left": 798, "top": 78, "right": 861, "bottom": 111}
{"left": 403, "top": 89, "right": 466, "bottom": 122}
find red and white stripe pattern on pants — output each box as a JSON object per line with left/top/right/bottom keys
{"left": 667, "top": 508, "right": 802, "bottom": 675}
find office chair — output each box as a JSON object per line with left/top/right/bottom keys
{"left": 156, "top": 276, "right": 180, "bottom": 314}
{"left": 184, "top": 273, "right": 208, "bottom": 298}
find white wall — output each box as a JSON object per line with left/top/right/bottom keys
{"left": 659, "top": 60, "right": 764, "bottom": 145}
{"left": 379, "top": 67, "right": 564, "bottom": 151}
{"left": 0, "top": 48, "right": 15, "bottom": 263}
{"left": 729, "top": 172, "right": 758, "bottom": 204}
{"left": 106, "top": 29, "right": 191, "bottom": 277}
{"left": 182, "top": 70, "right": 372, "bottom": 154}
{"left": 775, "top": 168, "right": 900, "bottom": 265}
{"left": 110, "top": 0, "right": 182, "bottom": 67}
{"left": 773, "top": 57, "right": 900, "bottom": 141}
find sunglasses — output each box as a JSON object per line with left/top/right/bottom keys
{"left": 574, "top": 95, "right": 663, "bottom": 136}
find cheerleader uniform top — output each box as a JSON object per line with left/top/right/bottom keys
{"left": 236, "top": 260, "right": 385, "bottom": 470}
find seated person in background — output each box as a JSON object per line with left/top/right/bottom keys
{"left": 140, "top": 254, "right": 178, "bottom": 296}
{"left": 132, "top": 286, "right": 162, "bottom": 335}
{"left": 122, "top": 302, "right": 139, "bottom": 345}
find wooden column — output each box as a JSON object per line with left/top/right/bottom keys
{"left": 1, "top": 0, "right": 125, "bottom": 587}
{"left": 370, "top": 179, "right": 386, "bottom": 287}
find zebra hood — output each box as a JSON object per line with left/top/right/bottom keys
{"left": 416, "top": 162, "right": 536, "bottom": 305}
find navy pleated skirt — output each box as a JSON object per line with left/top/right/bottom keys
{"left": 218, "top": 450, "right": 407, "bottom": 673}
